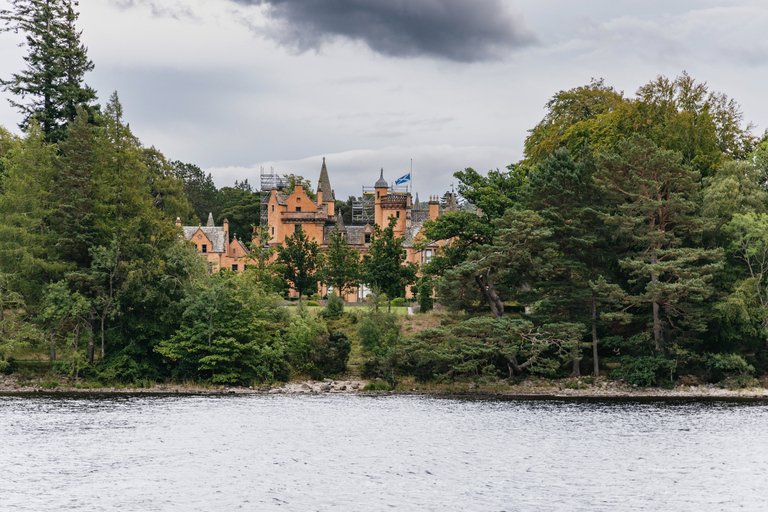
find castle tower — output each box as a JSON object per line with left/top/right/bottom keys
{"left": 374, "top": 168, "right": 388, "bottom": 228}
{"left": 316, "top": 157, "right": 336, "bottom": 216}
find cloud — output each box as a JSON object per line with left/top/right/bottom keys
{"left": 109, "top": 0, "right": 197, "bottom": 20}
{"left": 230, "top": 0, "right": 538, "bottom": 62}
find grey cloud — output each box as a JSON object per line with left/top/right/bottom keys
{"left": 110, "top": 0, "right": 197, "bottom": 20}
{"left": 231, "top": 0, "right": 538, "bottom": 62}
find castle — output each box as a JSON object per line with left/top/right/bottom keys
{"left": 181, "top": 158, "right": 459, "bottom": 300}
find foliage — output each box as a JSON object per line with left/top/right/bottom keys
{"left": 155, "top": 271, "right": 289, "bottom": 385}
{"left": 0, "top": 0, "right": 97, "bottom": 142}
{"left": 318, "top": 227, "right": 360, "bottom": 298}
{"left": 311, "top": 330, "right": 351, "bottom": 378}
{"left": 390, "top": 317, "right": 582, "bottom": 382}
{"left": 362, "top": 217, "right": 417, "bottom": 300}
{"left": 320, "top": 292, "right": 344, "bottom": 318}
{"left": 418, "top": 275, "right": 434, "bottom": 313}
{"left": 276, "top": 227, "right": 322, "bottom": 299}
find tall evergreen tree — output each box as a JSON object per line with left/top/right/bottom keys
{"left": 597, "top": 135, "right": 723, "bottom": 352}
{"left": 1, "top": 0, "right": 96, "bottom": 142}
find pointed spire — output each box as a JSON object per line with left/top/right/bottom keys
{"left": 414, "top": 193, "right": 420, "bottom": 210}
{"left": 317, "top": 157, "right": 335, "bottom": 202}
{"left": 336, "top": 212, "right": 346, "bottom": 230}
{"left": 207, "top": 212, "right": 214, "bottom": 227}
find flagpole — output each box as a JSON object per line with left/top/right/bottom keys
{"left": 410, "top": 158, "right": 413, "bottom": 195}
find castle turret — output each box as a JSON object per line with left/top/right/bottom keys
{"left": 374, "top": 168, "right": 388, "bottom": 227}
{"left": 317, "top": 157, "right": 336, "bottom": 215}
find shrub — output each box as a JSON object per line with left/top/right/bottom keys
{"left": 320, "top": 293, "right": 344, "bottom": 318}
{"left": 311, "top": 330, "right": 352, "bottom": 378}
{"left": 391, "top": 297, "right": 406, "bottom": 307}
{"left": 611, "top": 355, "right": 677, "bottom": 387}
{"left": 304, "top": 300, "right": 320, "bottom": 307}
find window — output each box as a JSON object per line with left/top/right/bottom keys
{"left": 202, "top": 244, "right": 207, "bottom": 253}
{"left": 295, "top": 224, "right": 302, "bottom": 233}
{"left": 396, "top": 211, "right": 400, "bottom": 218}
{"left": 231, "top": 264, "right": 238, "bottom": 272}
{"left": 271, "top": 227, "right": 274, "bottom": 235}
{"left": 243, "top": 264, "right": 248, "bottom": 271}
{"left": 271, "top": 205, "right": 274, "bottom": 212}
{"left": 425, "top": 249, "right": 433, "bottom": 262}
{"left": 297, "top": 197, "right": 301, "bottom": 202}
{"left": 365, "top": 234, "right": 371, "bottom": 244}
{"left": 296, "top": 207, "right": 301, "bottom": 212}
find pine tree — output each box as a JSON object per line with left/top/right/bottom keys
{"left": 0, "top": 0, "right": 96, "bottom": 142}
{"left": 597, "top": 135, "right": 723, "bottom": 352}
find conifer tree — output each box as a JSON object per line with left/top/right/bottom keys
{"left": 1, "top": 0, "right": 96, "bottom": 142}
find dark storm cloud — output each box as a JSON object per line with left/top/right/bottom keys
{"left": 232, "top": 0, "right": 538, "bottom": 62}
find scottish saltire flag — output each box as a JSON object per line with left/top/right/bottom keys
{"left": 395, "top": 173, "right": 410, "bottom": 185}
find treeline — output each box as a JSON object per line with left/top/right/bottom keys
{"left": 401, "top": 75, "right": 768, "bottom": 387}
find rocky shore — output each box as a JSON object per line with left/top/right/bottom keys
{"left": 2, "top": 374, "right": 768, "bottom": 398}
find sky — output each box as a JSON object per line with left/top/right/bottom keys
{"left": 1, "top": 0, "right": 767, "bottom": 200}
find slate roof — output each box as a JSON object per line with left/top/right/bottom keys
{"left": 183, "top": 226, "right": 227, "bottom": 253}
{"left": 317, "top": 157, "right": 335, "bottom": 202}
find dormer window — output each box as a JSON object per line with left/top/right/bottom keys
{"left": 365, "top": 234, "right": 371, "bottom": 244}
{"left": 296, "top": 207, "right": 301, "bottom": 212}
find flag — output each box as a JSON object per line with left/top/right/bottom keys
{"left": 395, "top": 173, "right": 410, "bottom": 185}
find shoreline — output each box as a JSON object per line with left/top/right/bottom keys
{"left": 2, "top": 376, "right": 768, "bottom": 399}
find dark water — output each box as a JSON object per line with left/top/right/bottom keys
{"left": 1, "top": 394, "right": 766, "bottom": 511}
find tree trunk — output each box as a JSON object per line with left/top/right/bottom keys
{"left": 101, "top": 314, "right": 106, "bottom": 359}
{"left": 49, "top": 327, "right": 56, "bottom": 368}
{"left": 592, "top": 291, "right": 599, "bottom": 377}
{"left": 651, "top": 252, "right": 662, "bottom": 351}
{"left": 475, "top": 271, "right": 504, "bottom": 318}
{"left": 87, "top": 310, "right": 95, "bottom": 364}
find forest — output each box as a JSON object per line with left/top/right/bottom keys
{"left": 2, "top": 0, "right": 768, "bottom": 389}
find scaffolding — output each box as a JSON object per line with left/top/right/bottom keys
{"left": 351, "top": 184, "right": 410, "bottom": 224}
{"left": 260, "top": 168, "right": 288, "bottom": 234}
{"left": 352, "top": 187, "right": 375, "bottom": 224}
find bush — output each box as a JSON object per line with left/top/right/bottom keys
{"left": 391, "top": 297, "right": 406, "bottom": 307}
{"left": 611, "top": 355, "right": 677, "bottom": 387}
{"left": 311, "top": 330, "right": 352, "bottom": 378}
{"left": 320, "top": 293, "right": 344, "bottom": 318}
{"left": 702, "top": 353, "right": 754, "bottom": 384}
{"left": 304, "top": 300, "right": 320, "bottom": 307}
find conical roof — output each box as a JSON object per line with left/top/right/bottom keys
{"left": 375, "top": 168, "right": 388, "bottom": 188}
{"left": 207, "top": 212, "right": 215, "bottom": 226}
{"left": 317, "top": 157, "right": 335, "bottom": 202}
{"left": 413, "top": 193, "right": 420, "bottom": 210}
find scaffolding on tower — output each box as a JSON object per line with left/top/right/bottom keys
{"left": 260, "top": 167, "right": 288, "bottom": 235}
{"left": 352, "top": 186, "right": 375, "bottom": 224}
